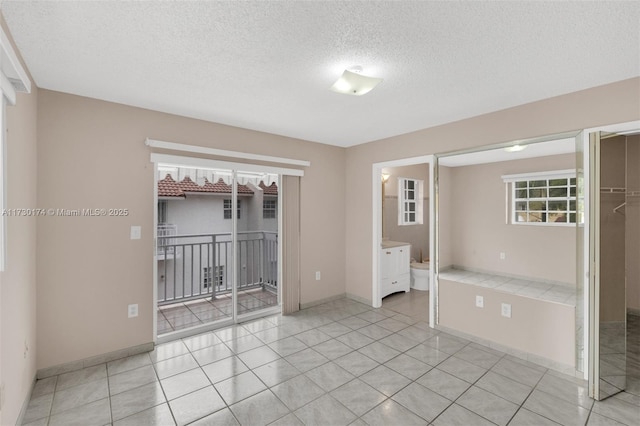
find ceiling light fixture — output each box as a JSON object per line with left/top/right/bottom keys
{"left": 330, "top": 66, "right": 382, "bottom": 96}
{"left": 504, "top": 145, "right": 527, "bottom": 153}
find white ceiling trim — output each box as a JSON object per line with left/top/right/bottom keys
{"left": 145, "top": 138, "right": 310, "bottom": 167}
{"left": 149, "top": 153, "right": 304, "bottom": 177}
{"left": 0, "top": 24, "right": 31, "bottom": 104}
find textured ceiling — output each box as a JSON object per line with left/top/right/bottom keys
{"left": 2, "top": 1, "right": 638, "bottom": 147}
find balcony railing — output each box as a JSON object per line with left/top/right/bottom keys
{"left": 157, "top": 230, "right": 278, "bottom": 306}
{"left": 157, "top": 224, "right": 178, "bottom": 258}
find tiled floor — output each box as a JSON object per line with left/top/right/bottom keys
{"left": 158, "top": 288, "right": 278, "bottom": 334}
{"left": 382, "top": 288, "right": 430, "bottom": 322}
{"left": 23, "top": 295, "right": 639, "bottom": 426}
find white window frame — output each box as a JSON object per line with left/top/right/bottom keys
{"left": 203, "top": 266, "right": 212, "bottom": 288}
{"left": 157, "top": 200, "right": 167, "bottom": 224}
{"left": 0, "top": 27, "right": 32, "bottom": 271}
{"left": 398, "top": 177, "right": 424, "bottom": 225}
{"left": 202, "top": 265, "right": 225, "bottom": 289}
{"left": 502, "top": 169, "right": 576, "bottom": 226}
{"left": 263, "top": 199, "right": 277, "bottom": 219}
{"left": 223, "top": 198, "right": 241, "bottom": 219}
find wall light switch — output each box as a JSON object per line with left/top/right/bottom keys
{"left": 475, "top": 295, "right": 484, "bottom": 308}
{"left": 130, "top": 226, "right": 141, "bottom": 240}
{"left": 315, "top": 271, "right": 321, "bottom": 281}
{"left": 499, "top": 252, "right": 506, "bottom": 260}
{"left": 501, "top": 303, "right": 512, "bottom": 318}
{"left": 128, "top": 304, "right": 139, "bottom": 318}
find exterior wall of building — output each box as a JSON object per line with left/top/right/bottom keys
{"left": 158, "top": 184, "right": 278, "bottom": 302}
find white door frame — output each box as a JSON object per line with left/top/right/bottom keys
{"left": 582, "top": 120, "right": 640, "bottom": 390}
{"left": 372, "top": 155, "right": 436, "bottom": 327}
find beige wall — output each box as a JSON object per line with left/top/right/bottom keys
{"left": 345, "top": 77, "right": 640, "bottom": 303}
{"left": 36, "top": 90, "right": 346, "bottom": 369}
{"left": 382, "top": 164, "right": 430, "bottom": 261}
{"left": 627, "top": 136, "right": 640, "bottom": 312}
{"left": 0, "top": 14, "right": 38, "bottom": 426}
{"left": 440, "top": 279, "right": 575, "bottom": 366}
{"left": 448, "top": 154, "right": 576, "bottom": 283}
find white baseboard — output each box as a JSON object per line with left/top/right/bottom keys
{"left": 36, "top": 342, "right": 154, "bottom": 379}
{"left": 300, "top": 293, "right": 347, "bottom": 310}
{"left": 346, "top": 293, "right": 372, "bottom": 306}
{"left": 436, "top": 324, "right": 582, "bottom": 379}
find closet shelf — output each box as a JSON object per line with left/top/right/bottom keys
{"left": 599, "top": 188, "right": 640, "bottom": 197}
{"left": 600, "top": 187, "right": 626, "bottom": 193}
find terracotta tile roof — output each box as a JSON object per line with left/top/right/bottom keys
{"left": 158, "top": 175, "right": 184, "bottom": 197}
{"left": 207, "top": 178, "right": 232, "bottom": 194}
{"left": 259, "top": 181, "right": 278, "bottom": 195}
{"left": 237, "top": 181, "right": 254, "bottom": 195}
{"left": 178, "top": 176, "right": 203, "bottom": 192}
{"left": 157, "top": 175, "right": 254, "bottom": 196}
{"left": 203, "top": 178, "right": 254, "bottom": 194}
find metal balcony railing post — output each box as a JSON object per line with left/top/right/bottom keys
{"left": 157, "top": 231, "right": 276, "bottom": 306}
{"left": 260, "top": 232, "right": 266, "bottom": 289}
{"left": 211, "top": 234, "right": 217, "bottom": 300}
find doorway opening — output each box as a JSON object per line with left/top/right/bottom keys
{"left": 372, "top": 156, "right": 435, "bottom": 326}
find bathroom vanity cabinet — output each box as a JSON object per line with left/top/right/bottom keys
{"left": 380, "top": 242, "right": 411, "bottom": 298}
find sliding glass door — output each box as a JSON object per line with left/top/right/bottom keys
{"left": 235, "top": 171, "right": 281, "bottom": 320}
{"left": 156, "top": 166, "right": 235, "bottom": 336}
{"left": 155, "top": 162, "right": 281, "bottom": 340}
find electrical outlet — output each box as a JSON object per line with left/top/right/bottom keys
{"left": 315, "top": 271, "right": 321, "bottom": 281}
{"left": 475, "top": 295, "right": 484, "bottom": 308}
{"left": 130, "top": 225, "right": 141, "bottom": 240}
{"left": 128, "top": 304, "right": 139, "bottom": 318}
{"left": 499, "top": 252, "right": 506, "bottom": 260}
{"left": 501, "top": 303, "right": 512, "bottom": 318}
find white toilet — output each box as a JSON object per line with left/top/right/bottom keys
{"left": 410, "top": 261, "right": 430, "bottom": 291}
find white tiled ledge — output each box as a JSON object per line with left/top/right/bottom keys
{"left": 439, "top": 268, "right": 576, "bottom": 306}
